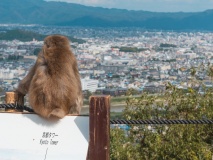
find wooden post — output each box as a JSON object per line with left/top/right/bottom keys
{"left": 5, "top": 92, "right": 24, "bottom": 112}
{"left": 87, "top": 95, "right": 110, "bottom": 160}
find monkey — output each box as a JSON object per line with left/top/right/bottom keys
{"left": 16, "top": 35, "right": 83, "bottom": 119}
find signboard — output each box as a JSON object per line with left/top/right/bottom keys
{"left": 0, "top": 113, "right": 89, "bottom": 160}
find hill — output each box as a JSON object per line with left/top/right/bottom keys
{"left": 0, "top": 29, "right": 85, "bottom": 43}
{"left": 0, "top": 30, "right": 46, "bottom": 41}
{"left": 0, "top": 0, "right": 213, "bottom": 30}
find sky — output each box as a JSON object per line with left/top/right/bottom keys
{"left": 46, "top": 0, "right": 213, "bottom": 12}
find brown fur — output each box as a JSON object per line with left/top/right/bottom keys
{"left": 16, "top": 35, "right": 83, "bottom": 119}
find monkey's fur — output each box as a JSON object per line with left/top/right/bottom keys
{"left": 16, "top": 35, "right": 83, "bottom": 119}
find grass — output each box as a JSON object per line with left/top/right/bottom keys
{"left": 83, "top": 96, "right": 128, "bottom": 106}
{"left": 110, "top": 112, "right": 123, "bottom": 119}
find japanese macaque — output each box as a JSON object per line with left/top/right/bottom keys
{"left": 16, "top": 35, "right": 83, "bottom": 119}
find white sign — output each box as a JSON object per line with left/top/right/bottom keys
{"left": 0, "top": 113, "right": 89, "bottom": 160}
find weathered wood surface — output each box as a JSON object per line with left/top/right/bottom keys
{"left": 5, "top": 92, "right": 24, "bottom": 112}
{"left": 87, "top": 95, "right": 110, "bottom": 160}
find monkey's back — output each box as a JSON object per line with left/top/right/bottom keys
{"left": 28, "top": 49, "right": 82, "bottom": 118}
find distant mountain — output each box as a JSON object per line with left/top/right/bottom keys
{"left": 0, "top": 0, "right": 213, "bottom": 30}
{"left": 0, "top": 29, "right": 85, "bottom": 43}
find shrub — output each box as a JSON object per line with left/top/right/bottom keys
{"left": 110, "top": 83, "right": 213, "bottom": 159}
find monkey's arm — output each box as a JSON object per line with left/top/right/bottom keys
{"left": 16, "top": 64, "right": 37, "bottom": 95}
{"left": 16, "top": 52, "right": 45, "bottom": 95}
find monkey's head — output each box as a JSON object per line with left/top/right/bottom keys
{"left": 43, "top": 35, "right": 70, "bottom": 50}
{"left": 42, "top": 35, "right": 72, "bottom": 59}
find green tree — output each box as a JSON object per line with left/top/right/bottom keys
{"left": 0, "top": 30, "right": 86, "bottom": 43}
{"left": 7, "top": 55, "right": 23, "bottom": 60}
{"left": 207, "top": 64, "right": 213, "bottom": 80}
{"left": 110, "top": 83, "right": 213, "bottom": 159}
{"left": 84, "top": 90, "right": 92, "bottom": 100}
{"left": 126, "top": 88, "right": 139, "bottom": 96}
{"left": 160, "top": 43, "right": 177, "bottom": 48}
{"left": 110, "top": 128, "right": 132, "bottom": 159}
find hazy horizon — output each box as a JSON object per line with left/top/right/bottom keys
{"left": 45, "top": 0, "right": 213, "bottom": 13}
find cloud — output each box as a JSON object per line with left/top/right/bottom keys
{"left": 45, "top": 0, "right": 213, "bottom": 12}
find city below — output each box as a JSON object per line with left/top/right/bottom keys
{"left": 0, "top": 25, "right": 213, "bottom": 105}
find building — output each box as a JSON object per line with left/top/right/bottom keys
{"left": 81, "top": 78, "right": 99, "bottom": 92}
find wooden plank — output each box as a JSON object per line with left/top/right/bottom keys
{"left": 5, "top": 92, "right": 24, "bottom": 112}
{"left": 88, "top": 95, "right": 110, "bottom": 160}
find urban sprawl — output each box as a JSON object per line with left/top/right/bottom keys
{"left": 0, "top": 25, "right": 213, "bottom": 101}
